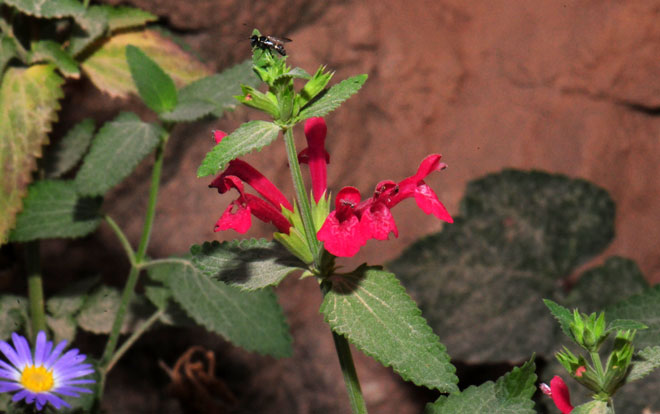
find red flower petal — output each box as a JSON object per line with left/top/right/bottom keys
{"left": 361, "top": 201, "right": 398, "bottom": 240}
{"left": 414, "top": 184, "right": 453, "bottom": 223}
{"left": 317, "top": 211, "right": 366, "bottom": 257}
{"left": 214, "top": 200, "right": 252, "bottom": 233}
{"left": 300, "top": 117, "right": 330, "bottom": 203}
{"left": 213, "top": 130, "right": 228, "bottom": 144}
{"left": 550, "top": 376, "right": 574, "bottom": 414}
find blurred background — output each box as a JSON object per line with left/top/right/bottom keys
{"left": 2, "top": 0, "right": 659, "bottom": 413}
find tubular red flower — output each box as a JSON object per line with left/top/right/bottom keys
{"left": 298, "top": 117, "right": 330, "bottom": 203}
{"left": 210, "top": 159, "right": 293, "bottom": 211}
{"left": 317, "top": 187, "right": 367, "bottom": 257}
{"left": 213, "top": 130, "right": 228, "bottom": 144}
{"left": 213, "top": 175, "right": 291, "bottom": 234}
{"left": 549, "top": 376, "right": 574, "bottom": 414}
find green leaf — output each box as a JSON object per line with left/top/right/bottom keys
{"left": 571, "top": 401, "right": 610, "bottom": 414}
{"left": 151, "top": 260, "right": 292, "bottom": 357}
{"left": 46, "top": 275, "right": 101, "bottom": 316}
{"left": 9, "top": 180, "right": 102, "bottom": 242}
{"left": 1, "top": 36, "right": 19, "bottom": 74}
{"left": 606, "top": 285, "right": 660, "bottom": 349}
{"left": 76, "top": 285, "right": 148, "bottom": 334}
{"left": 100, "top": 5, "right": 157, "bottom": 31}
{"left": 29, "top": 40, "right": 80, "bottom": 78}
{"left": 81, "top": 30, "right": 210, "bottom": 98}
{"left": 296, "top": 74, "right": 367, "bottom": 121}
{"left": 161, "top": 60, "right": 260, "bottom": 122}
{"left": 0, "top": 295, "right": 28, "bottom": 340}
{"left": 389, "top": 169, "right": 618, "bottom": 362}
{"left": 320, "top": 266, "right": 458, "bottom": 392}
{"left": 126, "top": 45, "right": 177, "bottom": 113}
{"left": 46, "top": 314, "right": 77, "bottom": 344}
{"left": 627, "top": 346, "right": 660, "bottom": 383}
{"left": 74, "top": 112, "right": 163, "bottom": 196}
{"left": 424, "top": 359, "right": 537, "bottom": 414}
{"left": 606, "top": 319, "right": 647, "bottom": 332}
{"left": 197, "top": 120, "right": 280, "bottom": 177}
{"left": 544, "top": 299, "right": 575, "bottom": 340}
{"left": 566, "top": 257, "right": 649, "bottom": 313}
{"left": 67, "top": 5, "right": 108, "bottom": 57}
{"left": 0, "top": 64, "right": 63, "bottom": 244}
{"left": 190, "top": 239, "right": 304, "bottom": 291}
{"left": 42, "top": 118, "right": 95, "bottom": 178}
{"left": 3, "top": 0, "right": 84, "bottom": 18}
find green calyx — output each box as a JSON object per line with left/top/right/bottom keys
{"left": 570, "top": 309, "right": 608, "bottom": 352}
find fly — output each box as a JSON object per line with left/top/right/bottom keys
{"left": 250, "top": 35, "right": 291, "bottom": 56}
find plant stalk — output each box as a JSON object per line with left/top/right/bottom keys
{"left": 105, "top": 308, "right": 165, "bottom": 373}
{"left": 25, "top": 241, "right": 46, "bottom": 340}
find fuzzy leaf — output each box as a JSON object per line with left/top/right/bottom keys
{"left": 606, "top": 285, "right": 660, "bottom": 349}
{"left": 9, "top": 180, "right": 102, "bottom": 242}
{"left": 190, "top": 239, "right": 304, "bottom": 291}
{"left": 151, "top": 260, "right": 292, "bottom": 357}
{"left": 43, "top": 118, "right": 95, "bottom": 178}
{"left": 76, "top": 285, "right": 148, "bottom": 334}
{"left": 544, "top": 299, "right": 574, "bottom": 341}
{"left": 197, "top": 120, "right": 280, "bottom": 177}
{"left": 0, "top": 295, "right": 28, "bottom": 341}
{"left": 29, "top": 40, "right": 80, "bottom": 78}
{"left": 321, "top": 266, "right": 458, "bottom": 392}
{"left": 389, "top": 170, "right": 618, "bottom": 362}
{"left": 46, "top": 315, "right": 77, "bottom": 344}
{"left": 46, "top": 275, "right": 101, "bottom": 317}
{"left": 0, "top": 64, "right": 63, "bottom": 244}
{"left": 571, "top": 401, "right": 610, "bottom": 414}
{"left": 627, "top": 346, "right": 660, "bottom": 383}
{"left": 81, "top": 29, "right": 209, "bottom": 98}
{"left": 160, "top": 60, "right": 258, "bottom": 122}
{"left": 67, "top": 5, "right": 108, "bottom": 57}
{"left": 424, "top": 359, "right": 537, "bottom": 414}
{"left": 1, "top": 36, "right": 19, "bottom": 74}
{"left": 3, "top": 0, "right": 84, "bottom": 18}
{"left": 297, "top": 74, "right": 367, "bottom": 121}
{"left": 101, "top": 5, "right": 157, "bottom": 31}
{"left": 74, "top": 112, "right": 163, "bottom": 196}
{"left": 126, "top": 45, "right": 177, "bottom": 113}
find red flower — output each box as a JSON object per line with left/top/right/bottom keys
{"left": 317, "top": 154, "right": 452, "bottom": 257}
{"left": 541, "top": 376, "right": 574, "bottom": 414}
{"left": 209, "top": 139, "right": 292, "bottom": 234}
{"left": 298, "top": 117, "right": 330, "bottom": 203}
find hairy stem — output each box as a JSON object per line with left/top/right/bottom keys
{"left": 105, "top": 308, "right": 165, "bottom": 373}
{"left": 25, "top": 241, "right": 46, "bottom": 341}
{"left": 104, "top": 215, "right": 136, "bottom": 267}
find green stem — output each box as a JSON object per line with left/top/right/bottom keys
{"left": 321, "top": 282, "right": 368, "bottom": 413}
{"left": 282, "top": 127, "right": 321, "bottom": 264}
{"left": 104, "top": 215, "right": 137, "bottom": 267}
{"left": 137, "top": 257, "right": 192, "bottom": 270}
{"left": 25, "top": 241, "right": 46, "bottom": 340}
{"left": 105, "top": 308, "right": 165, "bottom": 373}
{"left": 590, "top": 351, "right": 605, "bottom": 382}
{"left": 98, "top": 132, "right": 169, "bottom": 397}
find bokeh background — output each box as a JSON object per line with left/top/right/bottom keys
{"left": 4, "top": 1, "right": 660, "bottom": 413}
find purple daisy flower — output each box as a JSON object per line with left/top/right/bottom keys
{"left": 0, "top": 331, "right": 95, "bottom": 410}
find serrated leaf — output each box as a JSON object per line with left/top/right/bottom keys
{"left": 1, "top": 36, "right": 19, "bottom": 74}
{"left": 46, "top": 314, "right": 77, "bottom": 344}
{"left": 9, "top": 180, "right": 102, "bottom": 242}
{"left": 197, "top": 120, "right": 280, "bottom": 177}
{"left": 3, "top": 0, "right": 84, "bottom": 18}
{"left": 81, "top": 29, "right": 210, "bottom": 98}
{"left": 67, "top": 5, "right": 108, "bottom": 57}
{"left": 544, "top": 299, "right": 574, "bottom": 340}
{"left": 627, "top": 346, "right": 660, "bottom": 383}
{"left": 74, "top": 112, "right": 163, "bottom": 196}
{"left": 190, "top": 239, "right": 304, "bottom": 290}
{"left": 606, "top": 285, "right": 660, "bottom": 349}
{"left": 161, "top": 60, "right": 259, "bottom": 122}
{"left": 101, "top": 5, "right": 157, "bottom": 31}
{"left": 30, "top": 40, "right": 80, "bottom": 78}
{"left": 571, "top": 401, "right": 610, "bottom": 414}
{"left": 424, "top": 359, "right": 537, "bottom": 414}
{"left": 126, "top": 45, "right": 177, "bottom": 113}
{"left": 0, "top": 295, "right": 28, "bottom": 340}
{"left": 606, "top": 319, "right": 647, "bottom": 332}
{"left": 0, "top": 64, "right": 63, "bottom": 244}
{"left": 320, "top": 266, "right": 458, "bottom": 392}
{"left": 43, "top": 118, "right": 95, "bottom": 178}
{"left": 144, "top": 267, "right": 196, "bottom": 327}
{"left": 297, "top": 74, "right": 367, "bottom": 121}
{"left": 389, "top": 170, "right": 618, "bottom": 362}
{"left": 46, "top": 275, "right": 101, "bottom": 316}
{"left": 76, "top": 285, "right": 148, "bottom": 334}
{"left": 151, "top": 260, "right": 292, "bottom": 357}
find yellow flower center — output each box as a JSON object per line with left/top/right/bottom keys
{"left": 20, "top": 365, "right": 54, "bottom": 393}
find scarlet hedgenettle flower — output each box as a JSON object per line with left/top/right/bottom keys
{"left": 317, "top": 154, "right": 453, "bottom": 257}
{"left": 209, "top": 132, "right": 293, "bottom": 234}
{"left": 298, "top": 117, "right": 330, "bottom": 203}
{"left": 540, "top": 376, "right": 574, "bottom": 414}
{"left": 0, "top": 331, "right": 95, "bottom": 411}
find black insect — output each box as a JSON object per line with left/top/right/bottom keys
{"left": 250, "top": 35, "right": 291, "bottom": 56}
